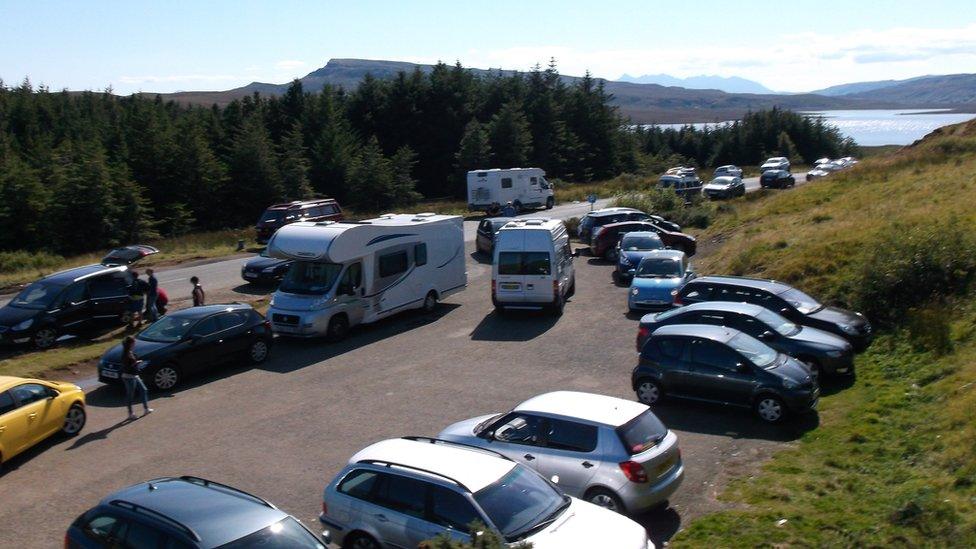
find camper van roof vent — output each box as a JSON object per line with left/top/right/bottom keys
{"left": 315, "top": 220, "right": 337, "bottom": 226}
{"left": 414, "top": 212, "right": 437, "bottom": 218}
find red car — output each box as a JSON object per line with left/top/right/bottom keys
{"left": 591, "top": 221, "right": 697, "bottom": 260}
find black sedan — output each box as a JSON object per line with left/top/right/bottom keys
{"left": 241, "top": 250, "right": 292, "bottom": 285}
{"left": 759, "top": 169, "right": 796, "bottom": 189}
{"left": 98, "top": 304, "right": 273, "bottom": 391}
{"left": 637, "top": 301, "right": 854, "bottom": 381}
{"left": 475, "top": 217, "right": 515, "bottom": 255}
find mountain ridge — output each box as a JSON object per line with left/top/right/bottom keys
{"left": 617, "top": 73, "right": 774, "bottom": 94}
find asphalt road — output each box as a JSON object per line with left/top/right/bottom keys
{"left": 0, "top": 232, "right": 821, "bottom": 547}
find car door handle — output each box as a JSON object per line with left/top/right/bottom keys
{"left": 523, "top": 454, "right": 536, "bottom": 461}
{"left": 373, "top": 513, "right": 388, "bottom": 522}
{"left": 582, "top": 461, "right": 594, "bottom": 468}
{"left": 28, "top": 413, "right": 37, "bottom": 420}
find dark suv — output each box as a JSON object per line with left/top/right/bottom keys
{"left": 475, "top": 217, "right": 515, "bottom": 255}
{"left": 578, "top": 208, "right": 680, "bottom": 243}
{"left": 65, "top": 476, "right": 326, "bottom": 548}
{"left": 255, "top": 198, "right": 343, "bottom": 244}
{"left": 0, "top": 245, "right": 158, "bottom": 349}
{"left": 759, "top": 170, "right": 795, "bottom": 189}
{"left": 675, "top": 275, "right": 872, "bottom": 351}
{"left": 632, "top": 324, "right": 819, "bottom": 423}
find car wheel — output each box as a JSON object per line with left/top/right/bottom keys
{"left": 586, "top": 488, "right": 626, "bottom": 514}
{"left": 802, "top": 359, "right": 822, "bottom": 385}
{"left": 119, "top": 311, "right": 133, "bottom": 326}
{"left": 636, "top": 379, "right": 663, "bottom": 405}
{"left": 551, "top": 294, "right": 565, "bottom": 317}
{"left": 422, "top": 291, "right": 438, "bottom": 313}
{"left": 32, "top": 327, "right": 58, "bottom": 349}
{"left": 546, "top": 196, "right": 554, "bottom": 209}
{"left": 326, "top": 314, "right": 349, "bottom": 342}
{"left": 149, "top": 364, "right": 180, "bottom": 391}
{"left": 755, "top": 395, "right": 786, "bottom": 423}
{"left": 346, "top": 533, "right": 381, "bottom": 549}
{"left": 249, "top": 339, "right": 270, "bottom": 364}
{"left": 513, "top": 200, "right": 523, "bottom": 214}
{"left": 62, "top": 404, "right": 86, "bottom": 437}
{"left": 566, "top": 277, "right": 576, "bottom": 298}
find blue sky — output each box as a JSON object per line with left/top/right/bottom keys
{"left": 2, "top": 0, "right": 974, "bottom": 94}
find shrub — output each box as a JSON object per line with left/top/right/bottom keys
{"left": 563, "top": 216, "right": 580, "bottom": 238}
{"left": 0, "top": 250, "right": 65, "bottom": 274}
{"left": 611, "top": 189, "right": 717, "bottom": 229}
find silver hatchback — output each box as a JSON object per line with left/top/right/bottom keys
{"left": 438, "top": 391, "right": 684, "bottom": 514}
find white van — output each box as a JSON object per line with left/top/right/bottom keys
{"left": 492, "top": 218, "right": 575, "bottom": 315}
{"left": 265, "top": 213, "right": 466, "bottom": 340}
{"left": 467, "top": 168, "right": 554, "bottom": 215}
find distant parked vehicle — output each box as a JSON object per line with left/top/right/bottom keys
{"left": 67, "top": 476, "right": 326, "bottom": 548}
{"left": 492, "top": 218, "right": 575, "bottom": 316}
{"left": 98, "top": 303, "right": 273, "bottom": 391}
{"left": 760, "top": 157, "right": 790, "bottom": 172}
{"left": 467, "top": 167, "right": 554, "bottom": 215}
{"left": 628, "top": 250, "right": 695, "bottom": 312}
{"left": 837, "top": 156, "right": 858, "bottom": 168}
{"left": 240, "top": 249, "right": 292, "bottom": 285}
{"left": 578, "top": 208, "right": 676, "bottom": 244}
{"left": 632, "top": 324, "right": 819, "bottom": 423}
{"left": 703, "top": 176, "right": 745, "bottom": 199}
{"left": 713, "top": 165, "right": 743, "bottom": 178}
{"left": 475, "top": 216, "right": 515, "bottom": 255}
{"left": 637, "top": 301, "right": 854, "bottom": 381}
{"left": 0, "top": 376, "right": 86, "bottom": 470}
{"left": 0, "top": 245, "right": 158, "bottom": 349}
{"left": 438, "top": 391, "right": 684, "bottom": 514}
{"left": 320, "top": 437, "right": 653, "bottom": 548}
{"left": 658, "top": 173, "right": 702, "bottom": 200}
{"left": 674, "top": 275, "right": 873, "bottom": 351}
{"left": 592, "top": 221, "right": 697, "bottom": 260}
{"left": 813, "top": 157, "right": 831, "bottom": 167}
{"left": 255, "top": 198, "right": 343, "bottom": 245}
{"left": 759, "top": 169, "right": 795, "bottom": 189}
{"left": 615, "top": 232, "right": 665, "bottom": 283}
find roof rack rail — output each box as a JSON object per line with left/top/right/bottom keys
{"left": 178, "top": 476, "right": 277, "bottom": 509}
{"left": 400, "top": 436, "right": 515, "bottom": 463}
{"left": 357, "top": 459, "right": 471, "bottom": 492}
{"left": 110, "top": 499, "right": 202, "bottom": 541}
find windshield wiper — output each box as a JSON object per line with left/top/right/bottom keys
{"left": 512, "top": 497, "right": 571, "bottom": 540}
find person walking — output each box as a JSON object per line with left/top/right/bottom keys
{"left": 127, "top": 271, "right": 148, "bottom": 329}
{"left": 502, "top": 201, "right": 517, "bottom": 217}
{"left": 121, "top": 335, "right": 153, "bottom": 420}
{"left": 144, "top": 268, "right": 159, "bottom": 323}
{"left": 191, "top": 276, "right": 205, "bottom": 306}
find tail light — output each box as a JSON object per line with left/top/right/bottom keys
{"left": 636, "top": 326, "right": 651, "bottom": 352}
{"left": 491, "top": 279, "right": 496, "bottom": 297}
{"left": 322, "top": 501, "right": 328, "bottom": 515}
{"left": 553, "top": 280, "right": 559, "bottom": 301}
{"left": 619, "top": 460, "right": 648, "bottom": 483}
{"left": 673, "top": 291, "right": 683, "bottom": 306}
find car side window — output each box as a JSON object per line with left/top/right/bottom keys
{"left": 492, "top": 413, "right": 545, "bottom": 446}
{"left": 340, "top": 262, "right": 363, "bottom": 293}
{"left": 656, "top": 338, "right": 686, "bottom": 360}
{"left": 338, "top": 469, "right": 380, "bottom": 501}
{"left": 378, "top": 251, "right": 409, "bottom": 279}
{"left": 373, "top": 473, "right": 427, "bottom": 519}
{"left": 692, "top": 341, "right": 741, "bottom": 372}
{"left": 738, "top": 317, "right": 765, "bottom": 336}
{"left": 189, "top": 316, "right": 221, "bottom": 337}
{"left": 10, "top": 383, "right": 52, "bottom": 406}
{"left": 117, "top": 518, "right": 166, "bottom": 549}
{"left": 89, "top": 274, "right": 126, "bottom": 299}
{"left": 501, "top": 177, "right": 513, "bottom": 189}
{"left": 61, "top": 282, "right": 89, "bottom": 306}
{"left": 414, "top": 243, "right": 427, "bottom": 267}
{"left": 428, "top": 485, "right": 481, "bottom": 531}
{"left": 217, "top": 312, "right": 248, "bottom": 332}
{"left": 682, "top": 285, "right": 712, "bottom": 302}
{"left": 83, "top": 514, "right": 121, "bottom": 542}
{"left": 697, "top": 313, "right": 725, "bottom": 327}
{"left": 0, "top": 391, "right": 15, "bottom": 415}
{"left": 544, "top": 418, "right": 598, "bottom": 453}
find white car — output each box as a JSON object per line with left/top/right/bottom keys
{"left": 320, "top": 437, "right": 654, "bottom": 549}
{"left": 760, "top": 156, "right": 790, "bottom": 172}
{"left": 713, "top": 164, "right": 743, "bottom": 178}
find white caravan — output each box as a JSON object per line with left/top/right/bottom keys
{"left": 492, "top": 218, "right": 576, "bottom": 315}
{"left": 265, "top": 213, "right": 466, "bottom": 340}
{"left": 467, "top": 168, "right": 554, "bottom": 215}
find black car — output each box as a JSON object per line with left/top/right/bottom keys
{"left": 637, "top": 301, "right": 854, "bottom": 381}
{"left": 674, "top": 275, "right": 873, "bottom": 351}
{"left": 578, "top": 208, "right": 680, "bottom": 243}
{"left": 66, "top": 476, "right": 326, "bottom": 548}
{"left": 98, "top": 303, "right": 272, "bottom": 391}
{"left": 241, "top": 250, "right": 293, "bottom": 285}
{"left": 475, "top": 217, "right": 515, "bottom": 255}
{"left": 759, "top": 169, "right": 795, "bottom": 189}
{"left": 0, "top": 245, "right": 158, "bottom": 349}
{"left": 632, "top": 324, "right": 819, "bottom": 423}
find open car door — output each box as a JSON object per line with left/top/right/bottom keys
{"left": 100, "top": 245, "right": 159, "bottom": 266}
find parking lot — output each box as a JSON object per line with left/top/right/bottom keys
{"left": 0, "top": 237, "right": 820, "bottom": 547}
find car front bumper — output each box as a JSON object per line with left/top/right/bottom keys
{"left": 0, "top": 327, "right": 32, "bottom": 345}
{"left": 268, "top": 307, "right": 334, "bottom": 337}
{"left": 783, "top": 386, "right": 820, "bottom": 413}
{"left": 241, "top": 270, "right": 282, "bottom": 284}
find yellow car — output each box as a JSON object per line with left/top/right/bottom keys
{"left": 0, "top": 376, "right": 86, "bottom": 469}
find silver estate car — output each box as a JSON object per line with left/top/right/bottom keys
{"left": 438, "top": 391, "right": 684, "bottom": 514}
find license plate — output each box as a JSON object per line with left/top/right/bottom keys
{"left": 500, "top": 283, "right": 520, "bottom": 290}
{"left": 102, "top": 370, "right": 119, "bottom": 379}
{"left": 654, "top": 455, "right": 677, "bottom": 477}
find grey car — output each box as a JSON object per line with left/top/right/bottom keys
{"left": 438, "top": 391, "right": 684, "bottom": 514}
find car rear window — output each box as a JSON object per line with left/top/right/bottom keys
{"left": 497, "top": 252, "right": 551, "bottom": 275}
{"left": 616, "top": 409, "right": 668, "bottom": 455}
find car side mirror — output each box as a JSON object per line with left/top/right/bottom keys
{"left": 780, "top": 308, "right": 791, "bottom": 315}
{"left": 736, "top": 362, "right": 750, "bottom": 373}
{"left": 189, "top": 334, "right": 202, "bottom": 344}
{"left": 759, "top": 331, "right": 774, "bottom": 340}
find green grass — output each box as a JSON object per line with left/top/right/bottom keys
{"left": 672, "top": 120, "right": 976, "bottom": 546}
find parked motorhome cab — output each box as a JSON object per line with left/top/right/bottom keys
{"left": 265, "top": 213, "right": 466, "bottom": 340}
{"left": 492, "top": 218, "right": 575, "bottom": 315}
{"left": 467, "top": 168, "right": 554, "bottom": 215}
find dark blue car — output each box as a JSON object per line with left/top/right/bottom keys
{"left": 65, "top": 476, "right": 326, "bottom": 548}
{"left": 614, "top": 231, "right": 664, "bottom": 283}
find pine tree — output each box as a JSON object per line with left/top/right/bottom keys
{"left": 488, "top": 102, "right": 532, "bottom": 168}
{"left": 389, "top": 145, "right": 422, "bottom": 206}
{"left": 227, "top": 116, "right": 283, "bottom": 226}
{"left": 279, "top": 123, "right": 314, "bottom": 200}
{"left": 454, "top": 120, "right": 492, "bottom": 195}
{"left": 345, "top": 137, "right": 395, "bottom": 212}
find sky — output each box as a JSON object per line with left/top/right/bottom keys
{"left": 1, "top": 0, "right": 974, "bottom": 95}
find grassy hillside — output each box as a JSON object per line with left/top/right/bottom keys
{"left": 673, "top": 121, "right": 976, "bottom": 546}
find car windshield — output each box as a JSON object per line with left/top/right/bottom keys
{"left": 780, "top": 288, "right": 822, "bottom": 314}
{"left": 474, "top": 467, "right": 568, "bottom": 541}
{"left": 138, "top": 315, "right": 197, "bottom": 343}
{"left": 636, "top": 258, "right": 682, "bottom": 278}
{"left": 620, "top": 235, "right": 661, "bottom": 251}
{"left": 219, "top": 517, "right": 325, "bottom": 549}
{"left": 279, "top": 261, "right": 343, "bottom": 295}
{"left": 617, "top": 409, "right": 668, "bottom": 455}
{"left": 754, "top": 308, "right": 801, "bottom": 336}
{"left": 9, "top": 282, "right": 64, "bottom": 310}
{"left": 259, "top": 210, "right": 283, "bottom": 224}
{"left": 728, "top": 333, "right": 778, "bottom": 369}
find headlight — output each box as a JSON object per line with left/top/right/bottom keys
{"left": 840, "top": 324, "right": 858, "bottom": 335}
{"left": 262, "top": 266, "right": 278, "bottom": 273}
{"left": 826, "top": 350, "right": 845, "bottom": 358}
{"left": 783, "top": 378, "right": 799, "bottom": 389}
{"left": 13, "top": 318, "right": 33, "bottom": 331}
{"left": 631, "top": 287, "right": 640, "bottom": 296}
{"left": 620, "top": 256, "right": 631, "bottom": 266}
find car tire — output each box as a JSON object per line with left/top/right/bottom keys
{"left": 585, "top": 487, "right": 626, "bottom": 514}
{"left": 636, "top": 379, "right": 663, "bottom": 405}
{"left": 61, "top": 404, "right": 86, "bottom": 437}
{"left": 546, "top": 196, "right": 555, "bottom": 209}
{"left": 326, "top": 314, "right": 350, "bottom": 342}
{"left": 148, "top": 364, "right": 181, "bottom": 392}
{"left": 551, "top": 294, "right": 565, "bottom": 317}
{"left": 422, "top": 291, "right": 438, "bottom": 313}
{"left": 754, "top": 395, "right": 787, "bottom": 423}
{"left": 32, "top": 327, "right": 58, "bottom": 349}
{"left": 346, "top": 533, "right": 381, "bottom": 549}
{"left": 119, "top": 311, "right": 133, "bottom": 326}
{"left": 249, "top": 339, "right": 270, "bottom": 364}
{"left": 567, "top": 277, "right": 576, "bottom": 298}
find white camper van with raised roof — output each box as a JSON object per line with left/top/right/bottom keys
{"left": 492, "top": 218, "right": 576, "bottom": 316}
{"left": 467, "top": 167, "right": 554, "bottom": 215}
{"left": 265, "top": 213, "right": 466, "bottom": 340}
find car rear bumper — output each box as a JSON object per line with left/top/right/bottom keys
{"left": 618, "top": 460, "right": 685, "bottom": 512}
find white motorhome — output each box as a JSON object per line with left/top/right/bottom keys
{"left": 265, "top": 213, "right": 466, "bottom": 340}
{"left": 492, "top": 218, "right": 575, "bottom": 315}
{"left": 467, "top": 168, "right": 554, "bottom": 215}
